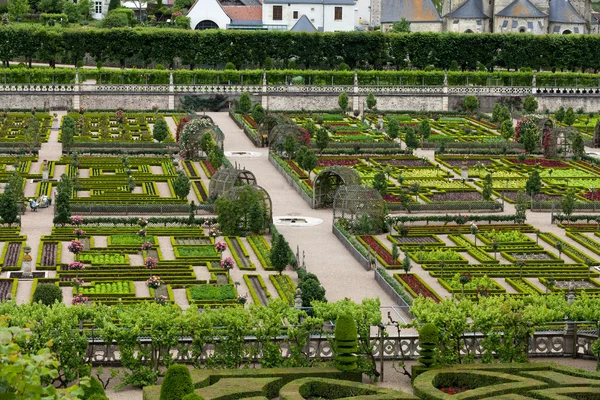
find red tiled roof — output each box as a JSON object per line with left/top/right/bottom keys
{"left": 223, "top": 5, "right": 262, "bottom": 21}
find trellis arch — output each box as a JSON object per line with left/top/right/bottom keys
{"left": 333, "top": 185, "right": 385, "bottom": 231}
{"left": 222, "top": 184, "right": 272, "bottom": 232}
{"left": 209, "top": 168, "right": 257, "bottom": 198}
{"left": 594, "top": 120, "right": 600, "bottom": 148}
{"left": 312, "top": 166, "right": 361, "bottom": 209}
{"left": 187, "top": 114, "right": 224, "bottom": 149}
{"left": 268, "top": 123, "right": 303, "bottom": 150}
{"left": 259, "top": 114, "right": 287, "bottom": 139}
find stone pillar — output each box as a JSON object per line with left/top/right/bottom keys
{"left": 42, "top": 160, "right": 49, "bottom": 181}
{"left": 73, "top": 68, "right": 80, "bottom": 110}
{"left": 168, "top": 70, "right": 175, "bottom": 110}
{"left": 21, "top": 245, "right": 32, "bottom": 279}
{"left": 352, "top": 71, "right": 359, "bottom": 114}
{"left": 532, "top": 73, "right": 537, "bottom": 95}
{"left": 442, "top": 71, "right": 449, "bottom": 111}
{"left": 261, "top": 71, "right": 268, "bottom": 109}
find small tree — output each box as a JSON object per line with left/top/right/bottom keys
{"left": 418, "top": 119, "right": 431, "bottom": 141}
{"left": 523, "top": 127, "right": 537, "bottom": 153}
{"left": 8, "top": 0, "right": 30, "bottom": 21}
{"left": 24, "top": 117, "right": 41, "bottom": 154}
{"left": 391, "top": 17, "right": 411, "bottom": 32}
{"left": 239, "top": 92, "right": 252, "bottom": 113}
{"left": 525, "top": 170, "right": 542, "bottom": 198}
{"left": 462, "top": 95, "right": 479, "bottom": 113}
{"left": 500, "top": 120, "right": 515, "bottom": 141}
{"left": 108, "top": 0, "right": 120, "bottom": 10}
{"left": 555, "top": 106, "right": 565, "bottom": 122}
{"left": 372, "top": 172, "right": 387, "bottom": 196}
{"left": 252, "top": 104, "right": 265, "bottom": 125}
{"left": 209, "top": 147, "right": 224, "bottom": 170}
{"left": 299, "top": 149, "right": 318, "bottom": 177}
{"left": 561, "top": 189, "right": 576, "bottom": 218}
{"left": 366, "top": 93, "right": 376, "bottom": 111}
{"left": 449, "top": 60, "right": 460, "bottom": 71}
{"left": 482, "top": 173, "right": 493, "bottom": 201}
{"left": 564, "top": 107, "right": 576, "bottom": 126}
{"left": 159, "top": 364, "right": 194, "bottom": 400}
{"left": 405, "top": 127, "right": 419, "bottom": 149}
{"left": 270, "top": 233, "right": 290, "bottom": 275}
{"left": 247, "top": 201, "right": 265, "bottom": 234}
{"left": 387, "top": 118, "right": 400, "bottom": 140}
{"left": 263, "top": 56, "right": 273, "bottom": 70}
{"left": 316, "top": 127, "right": 329, "bottom": 153}
{"left": 338, "top": 92, "right": 349, "bottom": 114}
{"left": 523, "top": 96, "right": 538, "bottom": 113}
{"left": 491, "top": 103, "right": 502, "bottom": 122}
{"left": 498, "top": 106, "right": 511, "bottom": 123}
{"left": 32, "top": 284, "right": 63, "bottom": 305}
{"left": 173, "top": 171, "right": 191, "bottom": 200}
{"left": 54, "top": 173, "right": 73, "bottom": 225}
{"left": 572, "top": 133, "right": 585, "bottom": 157}
{"left": 283, "top": 135, "right": 297, "bottom": 160}
{"left": 402, "top": 255, "right": 411, "bottom": 275}
{"left": 152, "top": 119, "right": 169, "bottom": 142}
{"left": 0, "top": 172, "right": 22, "bottom": 226}
{"left": 515, "top": 190, "right": 528, "bottom": 223}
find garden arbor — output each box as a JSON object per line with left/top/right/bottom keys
{"left": 333, "top": 185, "right": 385, "bottom": 230}
{"left": 594, "top": 120, "right": 600, "bottom": 147}
{"left": 268, "top": 123, "right": 304, "bottom": 152}
{"left": 221, "top": 184, "right": 272, "bottom": 233}
{"left": 209, "top": 168, "right": 257, "bottom": 198}
{"left": 312, "top": 166, "right": 361, "bottom": 209}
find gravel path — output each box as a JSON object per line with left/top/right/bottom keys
{"left": 157, "top": 236, "right": 175, "bottom": 260}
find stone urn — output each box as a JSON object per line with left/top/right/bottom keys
{"left": 21, "top": 245, "right": 32, "bottom": 279}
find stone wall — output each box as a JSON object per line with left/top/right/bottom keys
{"left": 536, "top": 96, "right": 600, "bottom": 113}
{"left": 0, "top": 94, "right": 73, "bottom": 110}
{"left": 375, "top": 95, "right": 445, "bottom": 111}
{"left": 266, "top": 94, "right": 340, "bottom": 111}
{"left": 80, "top": 94, "right": 169, "bottom": 110}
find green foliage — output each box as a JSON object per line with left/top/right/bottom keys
{"left": 315, "top": 127, "right": 329, "bottom": 153}
{"left": 251, "top": 104, "right": 265, "bottom": 125}
{"left": 500, "top": 119, "right": 515, "bottom": 141}
{"left": 498, "top": 106, "right": 511, "bottom": 123}
{"left": 572, "top": 132, "right": 585, "bottom": 157}
{"left": 8, "top": 0, "right": 30, "bottom": 20}
{"left": 239, "top": 92, "right": 251, "bottom": 113}
{"left": 555, "top": 106, "right": 566, "bottom": 122}
{"left": 189, "top": 285, "right": 236, "bottom": 301}
{"left": 0, "top": 172, "right": 21, "bottom": 226}
{"left": 561, "top": 189, "right": 576, "bottom": 218}
{"left": 173, "top": 171, "right": 191, "bottom": 200}
{"left": 108, "top": 0, "right": 120, "bottom": 10}
{"left": 387, "top": 118, "right": 400, "bottom": 139}
{"left": 523, "top": 126, "right": 537, "bottom": 153}
{"left": 523, "top": 95, "right": 538, "bottom": 113}
{"left": 216, "top": 185, "right": 265, "bottom": 236}
{"left": 338, "top": 62, "right": 350, "bottom": 71}
{"left": 338, "top": 92, "right": 349, "bottom": 113}
{"left": 417, "top": 323, "right": 438, "bottom": 367}
{"left": 402, "top": 255, "right": 412, "bottom": 274}
{"left": 333, "top": 315, "right": 358, "bottom": 372}
{"left": 405, "top": 127, "right": 419, "bottom": 149}
{"left": 225, "top": 62, "right": 236, "bottom": 70}
{"left": 564, "top": 107, "right": 576, "bottom": 126}
{"left": 152, "top": 119, "right": 169, "bottom": 143}
{"left": 181, "top": 394, "right": 204, "bottom": 400}
{"left": 87, "top": 395, "right": 108, "bottom": 400}
{"left": 525, "top": 170, "right": 542, "bottom": 197}
{"left": 366, "top": 92, "right": 376, "bottom": 111}
{"left": 482, "top": 173, "right": 493, "bottom": 201}
{"left": 462, "top": 95, "right": 479, "bottom": 112}
{"left": 297, "top": 270, "right": 326, "bottom": 308}
{"left": 159, "top": 364, "right": 194, "bottom": 400}
{"left": 491, "top": 103, "right": 501, "bottom": 123}
{"left": 391, "top": 18, "right": 411, "bottom": 33}
{"left": 62, "top": 0, "right": 79, "bottom": 23}
{"left": 32, "top": 284, "right": 63, "bottom": 306}
{"left": 82, "top": 377, "right": 106, "bottom": 400}
{"left": 101, "top": 10, "right": 129, "bottom": 28}
{"left": 372, "top": 172, "right": 387, "bottom": 195}
{"left": 270, "top": 232, "right": 290, "bottom": 275}
{"left": 418, "top": 119, "right": 431, "bottom": 140}
{"left": 180, "top": 118, "right": 212, "bottom": 160}
{"left": 175, "top": 16, "right": 191, "bottom": 29}
{"left": 449, "top": 60, "right": 460, "bottom": 71}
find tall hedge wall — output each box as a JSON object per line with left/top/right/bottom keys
{"left": 2, "top": 26, "right": 600, "bottom": 71}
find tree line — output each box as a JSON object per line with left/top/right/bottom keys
{"left": 2, "top": 26, "right": 600, "bottom": 71}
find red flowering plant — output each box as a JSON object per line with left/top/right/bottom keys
{"left": 73, "top": 228, "right": 86, "bottom": 239}
{"left": 440, "top": 387, "right": 469, "bottom": 395}
{"left": 144, "top": 257, "right": 158, "bottom": 269}
{"left": 141, "top": 241, "right": 153, "bottom": 251}
{"left": 68, "top": 261, "right": 85, "bottom": 271}
{"left": 72, "top": 294, "right": 89, "bottom": 305}
{"left": 215, "top": 241, "right": 227, "bottom": 253}
{"left": 220, "top": 256, "right": 235, "bottom": 271}
{"left": 156, "top": 295, "right": 169, "bottom": 305}
{"left": 71, "top": 216, "right": 84, "bottom": 226}
{"left": 68, "top": 240, "right": 85, "bottom": 257}
{"left": 137, "top": 229, "right": 147, "bottom": 238}
{"left": 146, "top": 276, "right": 163, "bottom": 289}
{"left": 175, "top": 117, "right": 190, "bottom": 142}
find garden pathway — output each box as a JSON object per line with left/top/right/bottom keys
{"left": 206, "top": 112, "right": 397, "bottom": 307}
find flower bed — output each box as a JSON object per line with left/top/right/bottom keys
{"left": 188, "top": 284, "right": 237, "bottom": 301}
{"left": 175, "top": 245, "right": 219, "bottom": 258}
{"left": 109, "top": 234, "right": 155, "bottom": 245}
{"left": 79, "top": 252, "right": 128, "bottom": 265}
{"left": 394, "top": 273, "right": 440, "bottom": 302}
{"left": 269, "top": 274, "right": 295, "bottom": 306}
{"left": 247, "top": 235, "right": 275, "bottom": 270}
{"left": 78, "top": 281, "right": 135, "bottom": 296}
{"left": 358, "top": 235, "right": 400, "bottom": 268}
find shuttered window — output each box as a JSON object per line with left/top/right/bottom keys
{"left": 273, "top": 6, "right": 283, "bottom": 20}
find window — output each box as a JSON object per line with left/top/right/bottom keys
{"left": 293, "top": 11, "right": 298, "bottom": 19}
{"left": 94, "top": 1, "right": 102, "bottom": 13}
{"left": 334, "top": 7, "right": 342, "bottom": 20}
{"left": 273, "top": 5, "right": 283, "bottom": 20}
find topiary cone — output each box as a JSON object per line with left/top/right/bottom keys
{"left": 160, "top": 364, "right": 194, "bottom": 400}
{"left": 334, "top": 314, "right": 358, "bottom": 372}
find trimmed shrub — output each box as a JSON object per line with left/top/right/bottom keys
{"left": 418, "top": 323, "right": 439, "bottom": 368}
{"left": 181, "top": 394, "right": 204, "bottom": 400}
{"left": 160, "top": 364, "right": 194, "bottom": 400}
{"left": 32, "top": 284, "right": 63, "bottom": 305}
{"left": 87, "top": 395, "right": 108, "bottom": 400}
{"left": 334, "top": 315, "right": 358, "bottom": 372}
{"left": 82, "top": 377, "right": 106, "bottom": 400}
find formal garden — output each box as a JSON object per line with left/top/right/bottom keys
{"left": 3, "top": 82, "right": 600, "bottom": 400}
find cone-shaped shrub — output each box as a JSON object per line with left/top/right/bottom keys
{"left": 334, "top": 314, "right": 358, "bottom": 372}
{"left": 418, "top": 323, "right": 439, "bottom": 368}
{"left": 160, "top": 364, "right": 194, "bottom": 400}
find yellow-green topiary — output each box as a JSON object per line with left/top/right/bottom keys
{"left": 160, "top": 364, "right": 194, "bottom": 400}
{"left": 334, "top": 314, "right": 358, "bottom": 372}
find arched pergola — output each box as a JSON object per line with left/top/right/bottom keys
{"left": 187, "top": 115, "right": 224, "bottom": 149}
{"left": 209, "top": 168, "right": 257, "bottom": 198}
{"left": 268, "top": 123, "right": 303, "bottom": 151}
{"left": 312, "top": 166, "right": 361, "bottom": 209}
{"left": 222, "top": 185, "right": 272, "bottom": 233}
{"left": 333, "top": 185, "right": 386, "bottom": 232}
{"left": 593, "top": 120, "right": 600, "bottom": 148}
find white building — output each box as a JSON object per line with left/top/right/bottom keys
{"left": 262, "top": 0, "right": 356, "bottom": 31}
{"left": 186, "top": 0, "right": 231, "bottom": 29}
